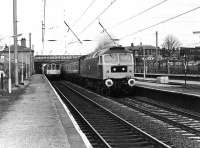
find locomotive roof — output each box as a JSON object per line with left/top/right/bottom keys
{"left": 90, "top": 46, "right": 132, "bottom": 58}
{"left": 63, "top": 46, "right": 132, "bottom": 61}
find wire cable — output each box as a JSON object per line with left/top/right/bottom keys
{"left": 72, "top": 0, "right": 97, "bottom": 27}
{"left": 79, "top": 0, "right": 117, "bottom": 34}
{"left": 120, "top": 6, "right": 200, "bottom": 40}
{"left": 64, "top": 21, "right": 82, "bottom": 44}
{"left": 109, "top": 0, "right": 168, "bottom": 29}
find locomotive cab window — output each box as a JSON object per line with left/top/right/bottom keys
{"left": 104, "top": 54, "right": 118, "bottom": 64}
{"left": 119, "top": 54, "right": 133, "bottom": 64}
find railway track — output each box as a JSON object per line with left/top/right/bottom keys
{"left": 116, "top": 97, "right": 200, "bottom": 140}
{"left": 52, "top": 81, "right": 171, "bottom": 148}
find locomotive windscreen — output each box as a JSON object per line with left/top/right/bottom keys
{"left": 104, "top": 54, "right": 118, "bottom": 64}
{"left": 119, "top": 54, "right": 132, "bottom": 64}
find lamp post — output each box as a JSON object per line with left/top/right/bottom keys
{"left": 140, "top": 42, "right": 146, "bottom": 79}
{"left": 21, "top": 56, "right": 24, "bottom": 84}
{"left": 25, "top": 55, "right": 28, "bottom": 79}
{"left": 8, "top": 41, "right": 11, "bottom": 93}
{"left": 1, "top": 34, "right": 22, "bottom": 93}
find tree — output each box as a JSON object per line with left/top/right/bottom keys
{"left": 162, "top": 35, "right": 181, "bottom": 74}
{"left": 162, "top": 34, "right": 181, "bottom": 58}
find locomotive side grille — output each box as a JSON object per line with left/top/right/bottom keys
{"left": 111, "top": 66, "right": 127, "bottom": 73}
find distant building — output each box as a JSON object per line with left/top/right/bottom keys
{"left": 0, "top": 38, "right": 34, "bottom": 77}
{"left": 180, "top": 47, "right": 200, "bottom": 61}
{"left": 125, "top": 44, "right": 159, "bottom": 60}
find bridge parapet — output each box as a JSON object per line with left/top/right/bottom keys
{"left": 34, "top": 55, "right": 82, "bottom": 73}
{"left": 34, "top": 55, "right": 81, "bottom": 62}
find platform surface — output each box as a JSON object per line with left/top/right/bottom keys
{"left": 135, "top": 77, "right": 200, "bottom": 96}
{"left": 0, "top": 74, "right": 87, "bottom": 148}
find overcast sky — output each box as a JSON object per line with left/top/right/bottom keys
{"left": 0, "top": 0, "right": 200, "bottom": 55}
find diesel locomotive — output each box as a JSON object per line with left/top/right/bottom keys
{"left": 61, "top": 46, "right": 135, "bottom": 91}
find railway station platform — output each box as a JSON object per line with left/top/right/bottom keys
{"left": 0, "top": 74, "right": 89, "bottom": 148}
{"left": 135, "top": 77, "right": 200, "bottom": 96}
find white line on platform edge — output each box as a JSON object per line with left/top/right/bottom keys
{"left": 45, "top": 75, "right": 93, "bottom": 148}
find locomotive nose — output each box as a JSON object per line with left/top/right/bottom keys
{"left": 105, "top": 79, "right": 113, "bottom": 87}
{"left": 128, "top": 78, "right": 135, "bottom": 87}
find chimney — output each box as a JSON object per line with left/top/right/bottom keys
{"left": 29, "top": 33, "right": 32, "bottom": 48}
{"left": 131, "top": 43, "right": 134, "bottom": 47}
{"left": 21, "top": 38, "right": 26, "bottom": 47}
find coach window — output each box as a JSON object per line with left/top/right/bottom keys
{"left": 52, "top": 64, "right": 56, "bottom": 70}
{"left": 56, "top": 64, "right": 60, "bottom": 70}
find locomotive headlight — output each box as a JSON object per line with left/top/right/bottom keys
{"left": 113, "top": 68, "right": 116, "bottom": 71}
{"left": 128, "top": 79, "right": 135, "bottom": 87}
{"left": 105, "top": 79, "right": 113, "bottom": 87}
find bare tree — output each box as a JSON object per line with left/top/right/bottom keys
{"left": 162, "top": 35, "right": 181, "bottom": 74}
{"left": 162, "top": 34, "right": 181, "bottom": 57}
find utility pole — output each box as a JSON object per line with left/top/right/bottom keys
{"left": 13, "top": 0, "right": 19, "bottom": 86}
{"left": 29, "top": 33, "right": 32, "bottom": 77}
{"left": 42, "top": 0, "right": 46, "bottom": 54}
{"left": 156, "top": 31, "right": 158, "bottom": 72}
{"left": 141, "top": 42, "right": 146, "bottom": 79}
{"left": 156, "top": 31, "right": 158, "bottom": 57}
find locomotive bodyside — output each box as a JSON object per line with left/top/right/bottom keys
{"left": 79, "top": 46, "right": 135, "bottom": 88}
{"left": 61, "top": 46, "right": 135, "bottom": 90}
{"left": 79, "top": 56, "right": 103, "bottom": 79}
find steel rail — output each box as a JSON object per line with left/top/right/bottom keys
{"left": 58, "top": 81, "right": 172, "bottom": 148}
{"left": 54, "top": 85, "right": 112, "bottom": 148}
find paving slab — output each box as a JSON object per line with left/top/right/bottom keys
{"left": 0, "top": 74, "right": 88, "bottom": 148}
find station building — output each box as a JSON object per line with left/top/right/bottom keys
{"left": 0, "top": 38, "right": 34, "bottom": 81}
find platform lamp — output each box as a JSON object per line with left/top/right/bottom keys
{"left": 8, "top": 34, "right": 22, "bottom": 93}
{"left": 183, "top": 54, "right": 187, "bottom": 86}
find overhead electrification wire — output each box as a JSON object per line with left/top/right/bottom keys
{"left": 120, "top": 6, "right": 200, "bottom": 40}
{"left": 109, "top": 0, "right": 168, "bottom": 29}
{"left": 64, "top": 21, "right": 82, "bottom": 44}
{"left": 79, "top": 0, "right": 117, "bottom": 34}
{"left": 72, "top": 0, "right": 96, "bottom": 27}
{"left": 99, "top": 21, "right": 118, "bottom": 45}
